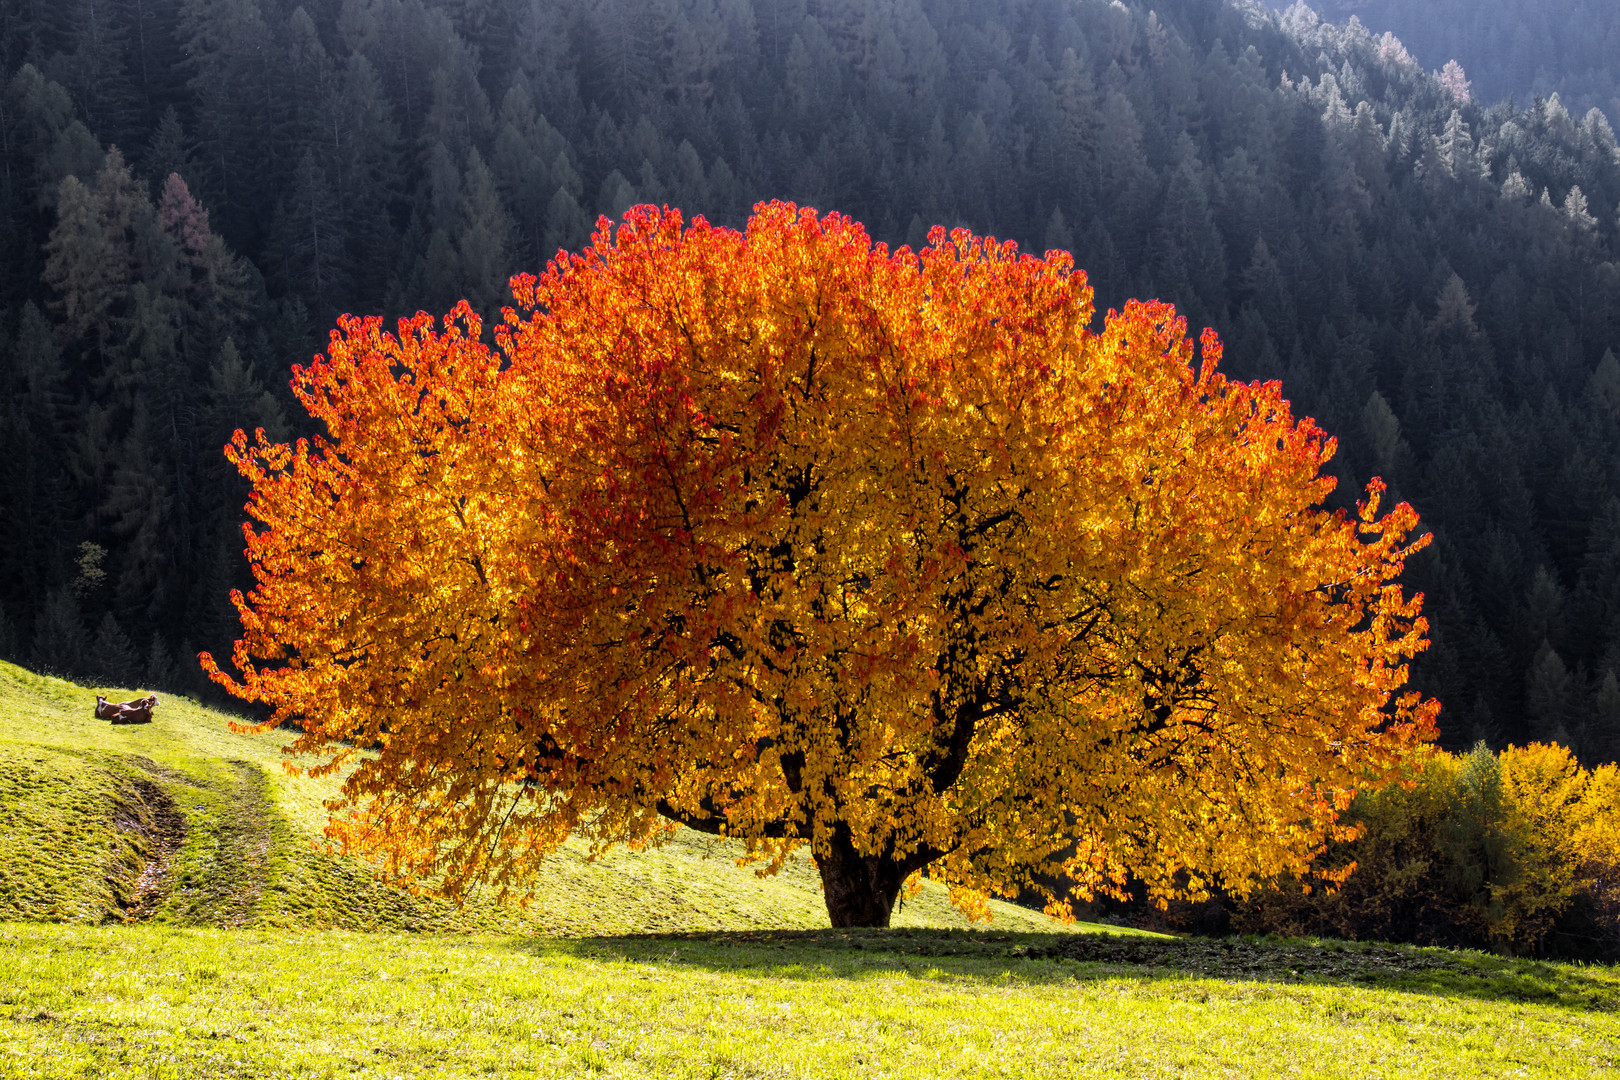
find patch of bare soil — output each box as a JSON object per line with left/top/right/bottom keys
{"left": 109, "top": 771, "right": 186, "bottom": 922}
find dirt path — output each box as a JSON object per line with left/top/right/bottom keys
{"left": 109, "top": 769, "right": 187, "bottom": 922}
{"left": 111, "top": 756, "right": 277, "bottom": 926}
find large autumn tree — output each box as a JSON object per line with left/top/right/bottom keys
{"left": 204, "top": 203, "right": 1437, "bottom": 927}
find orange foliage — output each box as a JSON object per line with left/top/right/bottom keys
{"left": 202, "top": 203, "right": 1437, "bottom": 925}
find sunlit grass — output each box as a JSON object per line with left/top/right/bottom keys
{"left": 1, "top": 923, "right": 1614, "bottom": 1078}
{"left": 2, "top": 660, "right": 1615, "bottom": 1077}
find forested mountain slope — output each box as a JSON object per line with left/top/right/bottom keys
{"left": 1281, "top": 0, "right": 1620, "bottom": 117}
{"left": 2, "top": 0, "right": 1619, "bottom": 762}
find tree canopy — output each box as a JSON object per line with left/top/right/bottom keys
{"left": 204, "top": 202, "right": 1436, "bottom": 926}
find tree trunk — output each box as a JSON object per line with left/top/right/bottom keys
{"left": 816, "top": 825, "right": 909, "bottom": 928}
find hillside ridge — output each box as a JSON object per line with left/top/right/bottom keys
{"left": 0, "top": 660, "right": 1076, "bottom": 935}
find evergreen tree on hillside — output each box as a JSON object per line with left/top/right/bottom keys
{"left": 1283, "top": 0, "right": 1620, "bottom": 117}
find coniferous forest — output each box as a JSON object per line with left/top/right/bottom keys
{"left": 2, "top": 0, "right": 1620, "bottom": 764}
{"left": 1285, "top": 0, "right": 1620, "bottom": 117}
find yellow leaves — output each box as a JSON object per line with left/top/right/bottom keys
{"left": 1579, "top": 764, "right": 1620, "bottom": 872}
{"left": 1499, "top": 741, "right": 1611, "bottom": 886}
{"left": 1500, "top": 741, "right": 1590, "bottom": 822}
{"left": 1347, "top": 742, "right": 1620, "bottom": 952}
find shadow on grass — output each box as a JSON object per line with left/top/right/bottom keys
{"left": 523, "top": 927, "right": 1620, "bottom": 1011}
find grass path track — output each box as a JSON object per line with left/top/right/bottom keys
{"left": 110, "top": 765, "right": 185, "bottom": 921}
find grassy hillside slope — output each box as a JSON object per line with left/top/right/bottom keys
{"left": 3, "top": 663, "right": 1617, "bottom": 1078}
{"left": 0, "top": 661, "right": 1070, "bottom": 934}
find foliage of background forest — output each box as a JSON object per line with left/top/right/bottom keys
{"left": 1279, "top": 0, "right": 1620, "bottom": 119}
{"left": 4, "top": 0, "right": 1620, "bottom": 768}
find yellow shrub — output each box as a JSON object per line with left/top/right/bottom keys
{"left": 1576, "top": 763, "right": 1620, "bottom": 867}
{"left": 1236, "top": 741, "right": 1620, "bottom": 957}
{"left": 1494, "top": 743, "right": 1591, "bottom": 949}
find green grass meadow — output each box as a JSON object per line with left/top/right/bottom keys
{"left": 0, "top": 660, "right": 1616, "bottom": 1077}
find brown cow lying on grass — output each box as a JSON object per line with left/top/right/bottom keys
{"left": 94, "top": 694, "right": 159, "bottom": 725}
